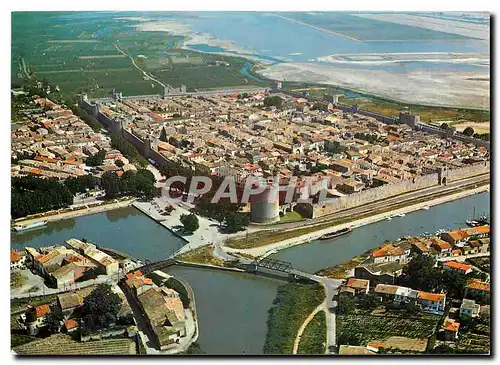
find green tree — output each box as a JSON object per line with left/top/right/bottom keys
{"left": 85, "top": 150, "right": 106, "bottom": 167}
{"left": 358, "top": 293, "right": 380, "bottom": 310}
{"left": 80, "top": 284, "right": 122, "bottom": 333}
{"left": 222, "top": 212, "right": 249, "bottom": 233}
{"left": 180, "top": 213, "right": 199, "bottom": 233}
{"left": 463, "top": 126, "right": 475, "bottom": 136}
{"left": 11, "top": 176, "right": 73, "bottom": 219}
{"left": 101, "top": 171, "right": 122, "bottom": 199}
{"left": 400, "top": 254, "right": 439, "bottom": 291}
{"left": 337, "top": 294, "right": 355, "bottom": 315}
{"left": 64, "top": 175, "right": 94, "bottom": 195}
{"left": 115, "top": 159, "right": 125, "bottom": 168}
{"left": 440, "top": 123, "right": 449, "bottom": 129}
{"left": 165, "top": 278, "right": 190, "bottom": 308}
{"left": 45, "top": 310, "right": 64, "bottom": 334}
{"left": 263, "top": 95, "right": 283, "bottom": 108}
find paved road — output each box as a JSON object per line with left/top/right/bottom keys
{"left": 437, "top": 252, "right": 489, "bottom": 262}
{"left": 10, "top": 271, "right": 125, "bottom": 299}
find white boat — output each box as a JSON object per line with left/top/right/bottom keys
{"left": 12, "top": 221, "right": 48, "bottom": 232}
{"left": 395, "top": 213, "right": 406, "bottom": 217}
{"left": 421, "top": 206, "right": 430, "bottom": 210}
{"left": 386, "top": 217, "right": 392, "bottom": 221}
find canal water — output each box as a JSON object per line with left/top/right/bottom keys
{"left": 11, "top": 207, "right": 184, "bottom": 260}
{"left": 271, "top": 191, "right": 491, "bottom": 273}
{"left": 11, "top": 191, "right": 490, "bottom": 354}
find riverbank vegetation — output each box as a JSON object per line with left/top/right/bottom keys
{"left": 177, "top": 245, "right": 226, "bottom": 267}
{"left": 316, "top": 250, "right": 371, "bottom": 279}
{"left": 263, "top": 283, "right": 325, "bottom": 354}
{"left": 297, "top": 311, "right": 326, "bottom": 355}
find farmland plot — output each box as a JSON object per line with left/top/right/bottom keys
{"left": 337, "top": 312, "right": 441, "bottom": 345}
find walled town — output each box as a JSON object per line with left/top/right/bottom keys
{"left": 78, "top": 90, "right": 489, "bottom": 222}
{"left": 11, "top": 88, "right": 490, "bottom": 355}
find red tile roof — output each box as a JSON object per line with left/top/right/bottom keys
{"left": 467, "top": 279, "right": 490, "bottom": 293}
{"left": 417, "top": 291, "right": 445, "bottom": 302}
{"left": 442, "top": 318, "right": 460, "bottom": 332}
{"left": 35, "top": 304, "right": 51, "bottom": 318}
{"left": 443, "top": 261, "right": 472, "bottom": 272}
{"left": 64, "top": 319, "right": 79, "bottom": 330}
{"left": 10, "top": 249, "right": 21, "bottom": 263}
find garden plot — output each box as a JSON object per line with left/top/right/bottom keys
{"left": 337, "top": 312, "right": 441, "bottom": 345}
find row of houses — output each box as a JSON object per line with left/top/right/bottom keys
{"left": 123, "top": 271, "right": 187, "bottom": 350}
{"left": 365, "top": 225, "right": 490, "bottom": 266}
{"left": 22, "top": 239, "right": 119, "bottom": 289}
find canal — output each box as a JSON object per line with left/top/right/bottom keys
{"left": 11, "top": 206, "right": 184, "bottom": 260}
{"left": 270, "top": 191, "right": 491, "bottom": 273}
{"left": 11, "top": 191, "right": 490, "bottom": 354}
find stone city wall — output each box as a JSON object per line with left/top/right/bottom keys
{"left": 295, "top": 161, "right": 489, "bottom": 218}
{"left": 441, "top": 161, "right": 490, "bottom": 183}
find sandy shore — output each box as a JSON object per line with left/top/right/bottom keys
{"left": 226, "top": 184, "right": 489, "bottom": 257}
{"left": 12, "top": 199, "right": 136, "bottom": 227}
{"left": 258, "top": 62, "right": 490, "bottom": 109}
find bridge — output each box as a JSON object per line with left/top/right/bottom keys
{"left": 132, "top": 258, "right": 177, "bottom": 276}
{"left": 250, "top": 257, "right": 293, "bottom": 274}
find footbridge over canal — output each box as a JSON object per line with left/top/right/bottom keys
{"left": 126, "top": 256, "right": 323, "bottom": 283}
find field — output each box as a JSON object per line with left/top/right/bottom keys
{"left": 297, "top": 311, "right": 327, "bottom": 355}
{"left": 13, "top": 333, "right": 136, "bottom": 355}
{"left": 448, "top": 121, "right": 490, "bottom": 134}
{"left": 12, "top": 12, "right": 268, "bottom": 98}
{"left": 337, "top": 311, "right": 441, "bottom": 347}
{"left": 278, "top": 211, "right": 304, "bottom": 224}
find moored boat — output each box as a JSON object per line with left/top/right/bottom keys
{"left": 320, "top": 227, "right": 352, "bottom": 241}
{"left": 12, "top": 221, "right": 48, "bottom": 232}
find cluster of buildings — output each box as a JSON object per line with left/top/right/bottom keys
{"left": 80, "top": 91, "right": 489, "bottom": 222}
{"left": 337, "top": 225, "right": 490, "bottom": 347}
{"left": 124, "top": 270, "right": 187, "bottom": 350}
{"left": 19, "top": 238, "right": 119, "bottom": 289}
{"left": 21, "top": 284, "right": 132, "bottom": 338}
{"left": 11, "top": 95, "right": 136, "bottom": 181}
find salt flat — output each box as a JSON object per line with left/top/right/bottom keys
{"left": 259, "top": 62, "right": 489, "bottom": 109}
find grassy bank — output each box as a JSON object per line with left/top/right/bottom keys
{"left": 176, "top": 244, "right": 226, "bottom": 267}
{"left": 316, "top": 250, "right": 372, "bottom": 279}
{"left": 297, "top": 311, "right": 327, "bottom": 355}
{"left": 263, "top": 283, "right": 325, "bottom": 354}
